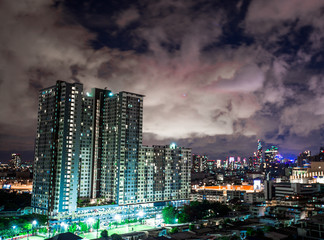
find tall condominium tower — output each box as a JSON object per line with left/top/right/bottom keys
{"left": 101, "top": 91, "right": 144, "bottom": 205}
{"left": 32, "top": 81, "right": 190, "bottom": 216}
{"left": 32, "top": 81, "right": 144, "bottom": 214}
{"left": 32, "top": 81, "right": 83, "bottom": 215}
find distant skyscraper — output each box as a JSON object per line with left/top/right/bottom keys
{"left": 192, "top": 154, "right": 208, "bottom": 173}
{"left": 264, "top": 146, "right": 279, "bottom": 171}
{"left": 10, "top": 153, "right": 22, "bottom": 168}
{"left": 32, "top": 81, "right": 191, "bottom": 216}
{"left": 216, "top": 159, "right": 222, "bottom": 169}
{"left": 318, "top": 147, "right": 324, "bottom": 161}
{"left": 257, "top": 140, "right": 263, "bottom": 169}
{"left": 206, "top": 160, "right": 217, "bottom": 173}
{"left": 229, "top": 156, "right": 235, "bottom": 170}
{"left": 297, "top": 150, "right": 311, "bottom": 167}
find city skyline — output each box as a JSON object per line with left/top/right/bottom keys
{"left": 1, "top": 0, "right": 324, "bottom": 161}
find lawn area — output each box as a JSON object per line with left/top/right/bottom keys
{"left": 81, "top": 224, "right": 154, "bottom": 239}
{"left": 17, "top": 236, "right": 45, "bottom": 240}
{"left": 15, "top": 224, "right": 155, "bottom": 240}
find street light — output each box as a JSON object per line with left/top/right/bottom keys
{"left": 12, "top": 226, "right": 17, "bottom": 238}
{"left": 61, "top": 222, "right": 68, "bottom": 231}
{"left": 32, "top": 220, "right": 37, "bottom": 236}
{"left": 138, "top": 210, "right": 145, "bottom": 218}
{"left": 114, "top": 214, "right": 121, "bottom": 228}
{"left": 155, "top": 214, "right": 162, "bottom": 227}
{"left": 137, "top": 210, "right": 145, "bottom": 226}
{"left": 86, "top": 218, "right": 95, "bottom": 232}
{"left": 114, "top": 214, "right": 121, "bottom": 222}
{"left": 95, "top": 217, "right": 100, "bottom": 239}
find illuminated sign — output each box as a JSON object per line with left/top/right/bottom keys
{"left": 253, "top": 179, "right": 261, "bottom": 191}
{"left": 2, "top": 184, "right": 11, "bottom": 189}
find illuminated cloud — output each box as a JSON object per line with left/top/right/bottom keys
{"left": 0, "top": 0, "right": 324, "bottom": 160}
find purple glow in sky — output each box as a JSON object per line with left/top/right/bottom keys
{"left": 0, "top": 0, "right": 324, "bottom": 161}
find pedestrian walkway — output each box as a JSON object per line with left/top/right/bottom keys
{"left": 15, "top": 224, "right": 154, "bottom": 240}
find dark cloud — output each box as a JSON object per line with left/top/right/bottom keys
{"left": 1, "top": 0, "right": 324, "bottom": 161}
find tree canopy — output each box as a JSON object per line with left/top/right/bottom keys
{"left": 162, "top": 201, "right": 230, "bottom": 224}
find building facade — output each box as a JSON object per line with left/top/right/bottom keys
{"left": 264, "top": 146, "right": 279, "bottom": 173}
{"left": 192, "top": 154, "right": 208, "bottom": 173}
{"left": 32, "top": 81, "right": 191, "bottom": 216}
{"left": 32, "top": 81, "right": 83, "bottom": 214}
{"left": 10, "top": 153, "right": 22, "bottom": 168}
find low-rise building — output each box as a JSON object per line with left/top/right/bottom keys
{"left": 298, "top": 214, "right": 324, "bottom": 239}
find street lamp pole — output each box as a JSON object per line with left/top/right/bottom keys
{"left": 12, "top": 226, "right": 16, "bottom": 240}
{"left": 96, "top": 216, "right": 100, "bottom": 239}
{"left": 32, "top": 220, "right": 37, "bottom": 237}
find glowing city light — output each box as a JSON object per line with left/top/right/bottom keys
{"left": 87, "top": 218, "right": 95, "bottom": 224}
{"left": 170, "top": 142, "right": 176, "bottom": 149}
{"left": 60, "top": 222, "right": 68, "bottom": 229}
{"left": 114, "top": 214, "right": 121, "bottom": 221}
{"left": 138, "top": 210, "right": 145, "bottom": 218}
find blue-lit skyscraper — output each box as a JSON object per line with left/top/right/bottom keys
{"left": 32, "top": 81, "right": 83, "bottom": 215}
{"left": 257, "top": 139, "right": 263, "bottom": 170}
{"left": 32, "top": 81, "right": 190, "bottom": 216}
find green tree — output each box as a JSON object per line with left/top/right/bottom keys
{"left": 79, "top": 222, "right": 88, "bottom": 232}
{"left": 177, "top": 207, "right": 190, "bottom": 223}
{"left": 111, "top": 233, "right": 122, "bottom": 240}
{"left": 69, "top": 223, "right": 77, "bottom": 233}
{"left": 169, "top": 227, "right": 179, "bottom": 234}
{"left": 246, "top": 227, "right": 254, "bottom": 236}
{"left": 23, "top": 223, "right": 32, "bottom": 231}
{"left": 162, "top": 205, "right": 177, "bottom": 224}
{"left": 101, "top": 230, "right": 108, "bottom": 237}
{"left": 264, "top": 225, "right": 274, "bottom": 232}
{"left": 93, "top": 219, "right": 100, "bottom": 230}
{"left": 189, "top": 224, "right": 195, "bottom": 231}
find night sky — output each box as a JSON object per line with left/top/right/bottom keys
{"left": 1, "top": 0, "right": 324, "bottom": 162}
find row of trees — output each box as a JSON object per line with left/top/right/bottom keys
{"left": 162, "top": 200, "right": 230, "bottom": 224}
{"left": 0, "top": 214, "right": 47, "bottom": 239}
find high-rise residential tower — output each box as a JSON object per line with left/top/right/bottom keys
{"left": 32, "top": 81, "right": 83, "bottom": 215}
{"left": 32, "top": 81, "right": 190, "bottom": 216}
{"left": 101, "top": 91, "right": 144, "bottom": 205}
